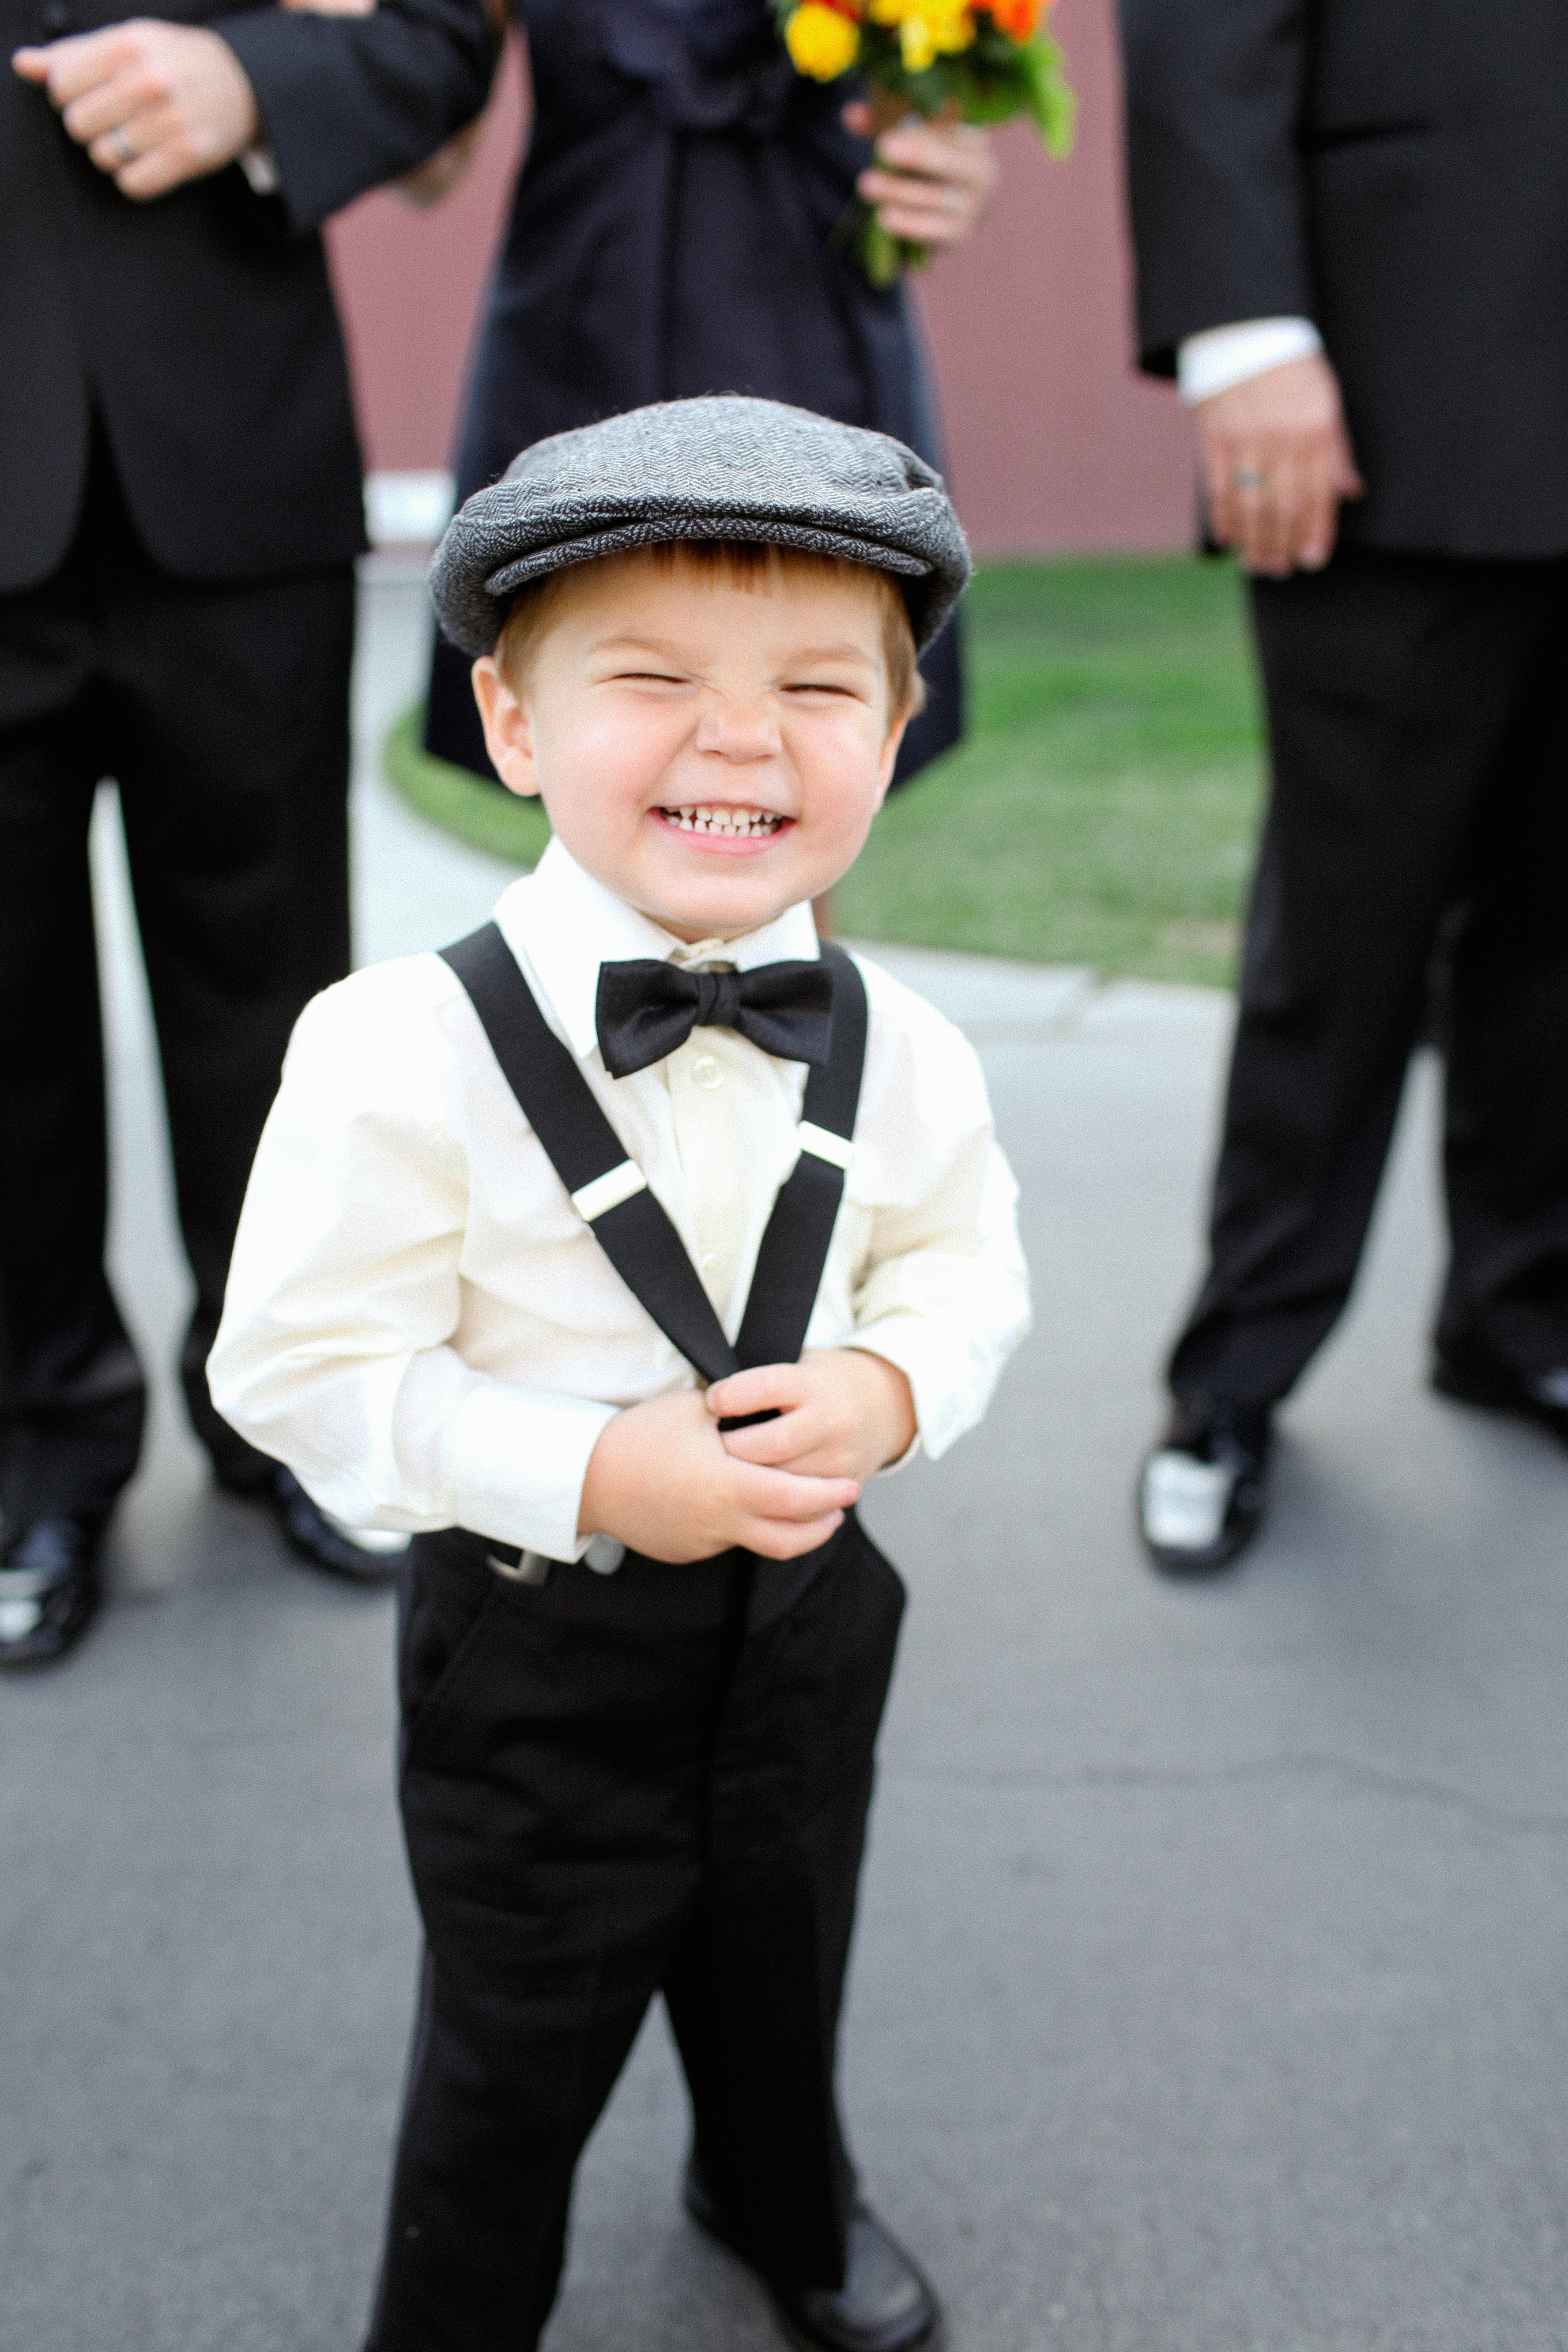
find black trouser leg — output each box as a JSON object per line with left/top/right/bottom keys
{"left": 370, "top": 1542, "right": 744, "bottom": 2352}
{"left": 664, "top": 1524, "right": 905, "bottom": 2286}
{"left": 1169, "top": 547, "right": 1568, "bottom": 1410}
{"left": 107, "top": 563, "right": 355, "bottom": 1482}
{"left": 370, "top": 1523, "right": 903, "bottom": 2352}
{"left": 0, "top": 417, "right": 354, "bottom": 1516}
{"left": 0, "top": 708, "right": 146, "bottom": 1525}
{"left": 1438, "top": 567, "right": 1568, "bottom": 1375}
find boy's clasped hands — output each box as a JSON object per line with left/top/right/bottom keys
{"left": 579, "top": 1347, "right": 916, "bottom": 1565}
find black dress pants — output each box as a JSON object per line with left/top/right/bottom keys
{"left": 0, "top": 433, "right": 354, "bottom": 1525}
{"left": 1170, "top": 544, "right": 1568, "bottom": 1409}
{"left": 367, "top": 1516, "right": 906, "bottom": 2352}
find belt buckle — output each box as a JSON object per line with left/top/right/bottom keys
{"left": 488, "top": 1548, "right": 553, "bottom": 1586}
{"left": 486, "top": 1535, "right": 625, "bottom": 1586}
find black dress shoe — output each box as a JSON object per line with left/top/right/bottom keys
{"left": 1433, "top": 1334, "right": 1568, "bottom": 1449}
{"left": 220, "top": 1462, "right": 406, "bottom": 1586}
{"left": 0, "top": 1517, "right": 103, "bottom": 1669}
{"left": 684, "top": 2154, "right": 941, "bottom": 2352}
{"left": 1137, "top": 1397, "right": 1273, "bottom": 1575}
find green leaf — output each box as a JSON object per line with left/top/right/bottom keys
{"left": 861, "top": 216, "right": 906, "bottom": 287}
{"left": 1021, "top": 35, "right": 1077, "bottom": 156}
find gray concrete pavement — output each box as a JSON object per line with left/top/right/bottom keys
{"left": 3, "top": 575, "right": 1566, "bottom": 2352}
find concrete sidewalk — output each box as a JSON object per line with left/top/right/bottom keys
{"left": 3, "top": 575, "right": 1565, "bottom": 2352}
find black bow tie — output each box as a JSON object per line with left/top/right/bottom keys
{"left": 595, "top": 956, "right": 834, "bottom": 1079}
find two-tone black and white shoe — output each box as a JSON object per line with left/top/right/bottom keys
{"left": 0, "top": 1516, "right": 103, "bottom": 1668}
{"left": 1137, "top": 1399, "right": 1273, "bottom": 1575}
{"left": 218, "top": 1461, "right": 406, "bottom": 1586}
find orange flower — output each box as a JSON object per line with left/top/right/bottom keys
{"left": 986, "top": 0, "right": 1041, "bottom": 37}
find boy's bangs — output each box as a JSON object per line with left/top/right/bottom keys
{"left": 495, "top": 539, "right": 924, "bottom": 722}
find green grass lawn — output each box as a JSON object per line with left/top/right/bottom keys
{"left": 384, "top": 555, "right": 1268, "bottom": 987}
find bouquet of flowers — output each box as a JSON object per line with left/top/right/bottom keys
{"left": 774, "top": 0, "right": 1075, "bottom": 284}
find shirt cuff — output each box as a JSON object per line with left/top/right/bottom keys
{"left": 840, "top": 1341, "right": 924, "bottom": 1477}
{"left": 1177, "top": 317, "right": 1323, "bottom": 406}
{"left": 442, "top": 1384, "right": 619, "bottom": 1563}
{"left": 845, "top": 1316, "right": 964, "bottom": 1465}
{"left": 238, "top": 144, "right": 281, "bottom": 197}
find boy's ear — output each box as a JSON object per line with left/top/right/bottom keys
{"left": 472, "top": 655, "right": 541, "bottom": 798}
{"left": 875, "top": 704, "right": 913, "bottom": 805}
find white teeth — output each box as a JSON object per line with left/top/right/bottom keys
{"left": 662, "top": 804, "right": 784, "bottom": 838}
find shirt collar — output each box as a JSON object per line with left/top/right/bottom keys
{"left": 492, "top": 836, "right": 821, "bottom": 1065}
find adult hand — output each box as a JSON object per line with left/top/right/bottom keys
{"left": 1194, "top": 352, "right": 1365, "bottom": 576}
{"left": 395, "top": 118, "right": 483, "bottom": 206}
{"left": 843, "top": 100, "right": 998, "bottom": 248}
{"left": 579, "top": 1386, "right": 859, "bottom": 1563}
{"left": 12, "top": 20, "right": 259, "bottom": 201}
{"left": 707, "top": 1347, "right": 917, "bottom": 1484}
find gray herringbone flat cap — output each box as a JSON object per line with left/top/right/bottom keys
{"left": 429, "top": 395, "right": 970, "bottom": 656}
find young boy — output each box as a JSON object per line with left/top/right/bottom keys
{"left": 210, "top": 395, "right": 1030, "bottom": 2352}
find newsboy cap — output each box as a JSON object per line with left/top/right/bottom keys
{"left": 429, "top": 395, "right": 970, "bottom": 657}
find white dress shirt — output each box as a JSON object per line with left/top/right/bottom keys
{"left": 1177, "top": 316, "right": 1325, "bottom": 405}
{"left": 210, "top": 842, "right": 1031, "bottom": 1563}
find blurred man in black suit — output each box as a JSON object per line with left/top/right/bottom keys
{"left": 0, "top": 0, "right": 494, "bottom": 1663}
{"left": 1118, "top": 0, "right": 1568, "bottom": 1571}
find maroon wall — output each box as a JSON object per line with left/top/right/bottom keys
{"left": 323, "top": 0, "right": 1194, "bottom": 555}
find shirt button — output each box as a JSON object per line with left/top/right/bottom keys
{"left": 700, "top": 1251, "right": 723, "bottom": 1277}
{"left": 691, "top": 1055, "right": 724, "bottom": 1091}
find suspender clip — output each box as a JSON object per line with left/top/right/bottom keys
{"left": 570, "top": 1160, "right": 648, "bottom": 1223}
{"left": 798, "top": 1120, "right": 854, "bottom": 1172}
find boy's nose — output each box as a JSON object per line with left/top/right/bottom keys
{"left": 694, "top": 700, "right": 779, "bottom": 761}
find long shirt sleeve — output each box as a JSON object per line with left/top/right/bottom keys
{"left": 210, "top": 847, "right": 1030, "bottom": 1560}
{"left": 1118, "top": 0, "right": 1314, "bottom": 375}
{"left": 221, "top": 0, "right": 497, "bottom": 235}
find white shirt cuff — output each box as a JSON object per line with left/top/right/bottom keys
{"left": 443, "top": 1384, "right": 620, "bottom": 1563}
{"left": 846, "top": 1316, "right": 972, "bottom": 1465}
{"left": 238, "top": 144, "right": 281, "bottom": 197}
{"left": 1177, "top": 317, "right": 1323, "bottom": 405}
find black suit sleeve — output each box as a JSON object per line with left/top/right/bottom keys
{"left": 1117, "top": 0, "right": 1316, "bottom": 376}
{"left": 220, "top": 0, "right": 498, "bottom": 235}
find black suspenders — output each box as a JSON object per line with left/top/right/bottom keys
{"left": 438, "top": 924, "right": 869, "bottom": 1394}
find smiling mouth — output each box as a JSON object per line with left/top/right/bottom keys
{"left": 659, "top": 804, "right": 786, "bottom": 838}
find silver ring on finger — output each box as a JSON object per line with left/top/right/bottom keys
{"left": 1231, "top": 464, "right": 1268, "bottom": 491}
{"left": 108, "top": 124, "right": 137, "bottom": 165}
{"left": 944, "top": 183, "right": 966, "bottom": 216}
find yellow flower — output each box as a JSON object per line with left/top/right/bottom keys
{"left": 899, "top": 14, "right": 934, "bottom": 66}
{"left": 869, "top": 0, "right": 973, "bottom": 24}
{"left": 930, "top": 0, "right": 977, "bottom": 47}
{"left": 784, "top": 2, "right": 861, "bottom": 78}
{"left": 891, "top": 1, "right": 973, "bottom": 68}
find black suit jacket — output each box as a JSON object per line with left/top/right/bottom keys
{"left": 1, "top": 0, "right": 495, "bottom": 592}
{"left": 1118, "top": 0, "right": 1568, "bottom": 557}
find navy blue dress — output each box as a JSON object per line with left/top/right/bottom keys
{"left": 424, "top": 0, "right": 963, "bottom": 785}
